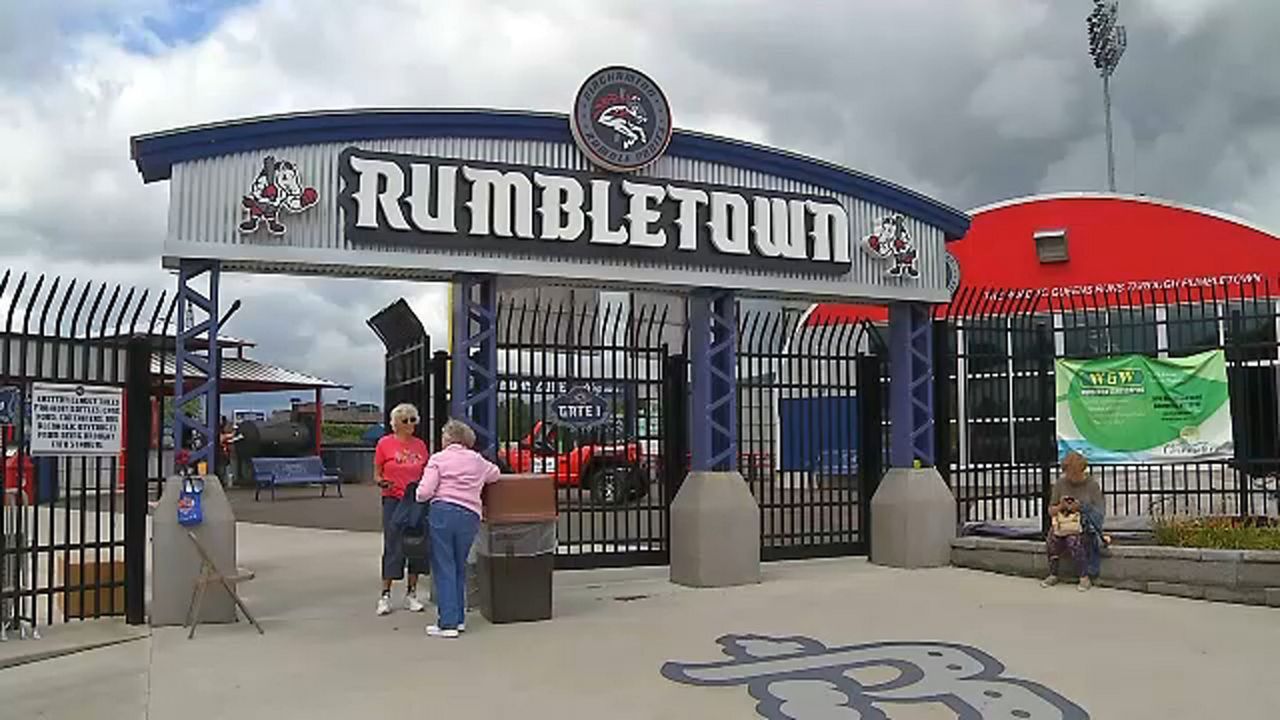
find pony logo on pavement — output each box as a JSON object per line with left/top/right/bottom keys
{"left": 661, "top": 634, "right": 1089, "bottom": 719}
{"left": 239, "top": 155, "right": 319, "bottom": 236}
{"left": 862, "top": 214, "right": 920, "bottom": 279}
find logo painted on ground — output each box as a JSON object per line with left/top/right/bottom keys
{"left": 550, "top": 384, "right": 610, "bottom": 430}
{"left": 239, "top": 155, "right": 319, "bottom": 236}
{"left": 570, "top": 66, "right": 673, "bottom": 173}
{"left": 862, "top": 214, "right": 920, "bottom": 279}
{"left": 662, "top": 634, "right": 1089, "bottom": 719}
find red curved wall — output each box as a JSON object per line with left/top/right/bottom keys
{"left": 809, "top": 195, "right": 1280, "bottom": 324}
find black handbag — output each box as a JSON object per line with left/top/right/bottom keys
{"left": 402, "top": 531, "right": 429, "bottom": 560}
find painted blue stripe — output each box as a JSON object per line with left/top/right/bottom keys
{"left": 130, "top": 109, "right": 969, "bottom": 238}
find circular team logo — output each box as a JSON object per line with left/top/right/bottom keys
{"left": 944, "top": 251, "right": 962, "bottom": 295}
{"left": 570, "top": 66, "right": 673, "bottom": 173}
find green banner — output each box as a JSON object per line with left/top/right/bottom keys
{"left": 1055, "top": 349, "right": 1234, "bottom": 463}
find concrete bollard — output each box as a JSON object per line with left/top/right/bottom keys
{"left": 870, "top": 467, "right": 958, "bottom": 569}
{"left": 670, "top": 471, "right": 762, "bottom": 588}
{"left": 151, "top": 475, "right": 238, "bottom": 626}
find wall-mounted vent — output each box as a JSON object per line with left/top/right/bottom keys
{"left": 1034, "top": 229, "right": 1069, "bottom": 264}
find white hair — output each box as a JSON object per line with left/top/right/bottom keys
{"left": 441, "top": 418, "right": 477, "bottom": 448}
{"left": 389, "top": 403, "right": 419, "bottom": 426}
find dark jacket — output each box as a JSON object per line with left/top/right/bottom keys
{"left": 390, "top": 481, "right": 430, "bottom": 537}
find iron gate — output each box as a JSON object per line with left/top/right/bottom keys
{"left": 495, "top": 298, "right": 675, "bottom": 569}
{"left": 368, "top": 299, "right": 436, "bottom": 447}
{"left": 738, "top": 310, "right": 886, "bottom": 560}
{"left": 1, "top": 270, "right": 155, "bottom": 634}
{"left": 410, "top": 297, "right": 885, "bottom": 570}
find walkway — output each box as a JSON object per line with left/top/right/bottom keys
{"left": 3, "top": 521, "right": 1277, "bottom": 719}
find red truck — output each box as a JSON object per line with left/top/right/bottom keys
{"left": 496, "top": 419, "right": 650, "bottom": 505}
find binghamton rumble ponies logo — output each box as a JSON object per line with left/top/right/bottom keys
{"left": 570, "top": 66, "right": 673, "bottom": 173}
{"left": 239, "top": 155, "right": 319, "bottom": 236}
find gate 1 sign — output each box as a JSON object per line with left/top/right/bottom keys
{"left": 550, "top": 385, "right": 610, "bottom": 430}
{"left": 30, "top": 382, "right": 124, "bottom": 456}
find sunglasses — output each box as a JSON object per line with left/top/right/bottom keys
{"left": 399, "top": 417, "right": 419, "bottom": 425}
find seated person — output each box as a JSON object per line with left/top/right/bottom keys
{"left": 1042, "top": 451, "right": 1105, "bottom": 591}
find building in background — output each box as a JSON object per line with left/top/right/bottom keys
{"left": 809, "top": 192, "right": 1280, "bottom": 472}
{"left": 274, "top": 398, "right": 381, "bottom": 425}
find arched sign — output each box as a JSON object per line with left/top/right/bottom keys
{"left": 131, "top": 67, "right": 970, "bottom": 304}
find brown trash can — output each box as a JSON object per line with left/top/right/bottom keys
{"left": 478, "top": 474, "right": 557, "bottom": 624}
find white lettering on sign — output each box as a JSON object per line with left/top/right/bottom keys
{"left": 29, "top": 383, "right": 124, "bottom": 457}
{"left": 339, "top": 148, "right": 855, "bottom": 276}
{"left": 981, "top": 272, "right": 1268, "bottom": 302}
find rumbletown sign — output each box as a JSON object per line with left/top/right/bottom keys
{"left": 338, "top": 148, "right": 852, "bottom": 275}
{"left": 133, "top": 66, "right": 970, "bottom": 575}
{"left": 131, "top": 65, "right": 969, "bottom": 303}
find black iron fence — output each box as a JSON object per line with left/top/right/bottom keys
{"left": 494, "top": 298, "right": 673, "bottom": 569}
{"left": 1, "top": 270, "right": 156, "bottom": 633}
{"left": 738, "top": 310, "right": 885, "bottom": 559}
{"left": 939, "top": 278, "right": 1280, "bottom": 530}
{"left": 405, "top": 297, "right": 884, "bottom": 569}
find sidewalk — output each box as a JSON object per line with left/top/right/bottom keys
{"left": 4, "top": 521, "right": 1278, "bottom": 719}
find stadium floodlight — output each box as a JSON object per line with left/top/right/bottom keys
{"left": 1087, "top": 0, "right": 1127, "bottom": 192}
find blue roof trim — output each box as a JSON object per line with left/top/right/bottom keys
{"left": 130, "top": 110, "right": 970, "bottom": 239}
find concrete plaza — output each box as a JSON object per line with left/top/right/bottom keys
{"left": 3, "top": 521, "right": 1277, "bottom": 719}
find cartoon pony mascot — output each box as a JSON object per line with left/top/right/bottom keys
{"left": 593, "top": 89, "right": 649, "bottom": 150}
{"left": 239, "top": 156, "right": 319, "bottom": 236}
{"left": 862, "top": 214, "right": 919, "bottom": 278}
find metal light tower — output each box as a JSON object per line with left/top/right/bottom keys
{"left": 1087, "top": 0, "right": 1127, "bottom": 192}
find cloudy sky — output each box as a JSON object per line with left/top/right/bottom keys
{"left": 2, "top": 0, "right": 1277, "bottom": 409}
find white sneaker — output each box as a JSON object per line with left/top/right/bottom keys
{"left": 376, "top": 595, "right": 393, "bottom": 616}
{"left": 404, "top": 593, "right": 425, "bottom": 613}
{"left": 456, "top": 623, "right": 465, "bottom": 633}
{"left": 426, "top": 625, "right": 459, "bottom": 639}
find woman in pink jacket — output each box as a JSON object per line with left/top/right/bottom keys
{"left": 416, "top": 418, "right": 500, "bottom": 638}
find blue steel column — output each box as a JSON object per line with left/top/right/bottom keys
{"left": 888, "top": 302, "right": 934, "bottom": 468}
{"left": 450, "top": 275, "right": 498, "bottom": 457}
{"left": 174, "top": 259, "right": 221, "bottom": 472}
{"left": 688, "top": 289, "right": 737, "bottom": 472}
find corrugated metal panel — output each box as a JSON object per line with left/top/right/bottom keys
{"left": 166, "top": 136, "right": 948, "bottom": 300}
{"left": 152, "top": 354, "right": 348, "bottom": 390}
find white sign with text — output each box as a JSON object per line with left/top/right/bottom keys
{"left": 30, "top": 383, "right": 124, "bottom": 456}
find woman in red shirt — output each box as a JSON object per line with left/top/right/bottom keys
{"left": 372, "top": 403, "right": 430, "bottom": 616}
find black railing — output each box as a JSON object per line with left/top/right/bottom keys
{"left": 738, "top": 310, "right": 881, "bottom": 559}
{"left": 412, "top": 298, "right": 886, "bottom": 569}
{"left": 939, "top": 277, "right": 1280, "bottom": 529}
{"left": 494, "top": 298, "right": 672, "bottom": 569}
{"left": 1, "top": 270, "right": 160, "bottom": 631}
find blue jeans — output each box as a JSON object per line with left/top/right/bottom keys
{"left": 428, "top": 501, "right": 480, "bottom": 629}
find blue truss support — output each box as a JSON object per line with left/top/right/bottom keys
{"left": 174, "top": 259, "right": 221, "bottom": 472}
{"left": 450, "top": 275, "right": 498, "bottom": 457}
{"left": 689, "top": 289, "right": 737, "bottom": 472}
{"left": 888, "top": 302, "right": 935, "bottom": 468}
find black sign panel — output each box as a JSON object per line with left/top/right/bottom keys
{"left": 0, "top": 385, "right": 20, "bottom": 425}
{"left": 337, "top": 147, "right": 853, "bottom": 277}
{"left": 549, "top": 385, "right": 611, "bottom": 430}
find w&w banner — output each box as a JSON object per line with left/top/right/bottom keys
{"left": 1055, "top": 349, "right": 1233, "bottom": 463}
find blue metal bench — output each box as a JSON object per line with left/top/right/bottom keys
{"left": 251, "top": 457, "right": 342, "bottom": 501}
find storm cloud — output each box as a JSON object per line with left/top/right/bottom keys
{"left": 1, "top": 0, "right": 1276, "bottom": 404}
